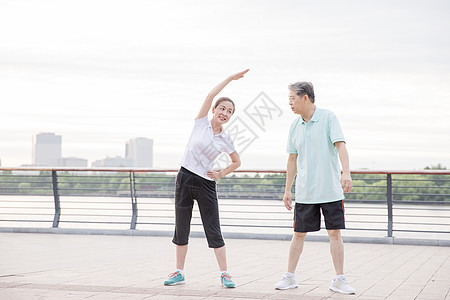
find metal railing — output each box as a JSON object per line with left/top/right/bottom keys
{"left": 0, "top": 167, "right": 449, "bottom": 245}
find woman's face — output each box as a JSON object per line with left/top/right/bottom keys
{"left": 212, "top": 101, "right": 234, "bottom": 125}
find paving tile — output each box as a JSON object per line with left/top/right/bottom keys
{"left": 415, "top": 293, "right": 448, "bottom": 300}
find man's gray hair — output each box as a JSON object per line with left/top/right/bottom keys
{"left": 288, "top": 81, "right": 315, "bottom": 103}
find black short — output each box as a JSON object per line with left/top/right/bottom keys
{"left": 172, "top": 167, "right": 225, "bottom": 248}
{"left": 294, "top": 200, "right": 345, "bottom": 232}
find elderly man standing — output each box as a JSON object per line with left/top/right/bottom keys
{"left": 274, "top": 81, "right": 356, "bottom": 295}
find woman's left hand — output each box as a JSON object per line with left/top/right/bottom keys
{"left": 207, "top": 170, "right": 223, "bottom": 181}
{"left": 229, "top": 69, "right": 250, "bottom": 81}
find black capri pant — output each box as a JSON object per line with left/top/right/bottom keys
{"left": 172, "top": 167, "right": 225, "bottom": 248}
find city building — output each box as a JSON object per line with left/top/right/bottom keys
{"left": 91, "top": 156, "right": 134, "bottom": 168}
{"left": 32, "top": 133, "right": 62, "bottom": 166}
{"left": 125, "top": 137, "right": 153, "bottom": 168}
{"left": 59, "top": 157, "right": 88, "bottom": 167}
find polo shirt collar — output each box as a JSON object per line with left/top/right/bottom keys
{"left": 301, "top": 107, "right": 320, "bottom": 124}
{"left": 208, "top": 119, "right": 225, "bottom": 136}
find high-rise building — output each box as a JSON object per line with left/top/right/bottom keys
{"left": 32, "top": 133, "right": 62, "bottom": 166}
{"left": 91, "top": 156, "right": 134, "bottom": 168}
{"left": 59, "top": 157, "right": 88, "bottom": 167}
{"left": 126, "top": 138, "right": 153, "bottom": 167}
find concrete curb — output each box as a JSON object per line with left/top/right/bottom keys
{"left": 0, "top": 227, "right": 448, "bottom": 246}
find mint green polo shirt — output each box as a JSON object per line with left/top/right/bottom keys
{"left": 287, "top": 108, "right": 346, "bottom": 204}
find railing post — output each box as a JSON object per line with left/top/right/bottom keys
{"left": 129, "top": 171, "right": 138, "bottom": 230}
{"left": 387, "top": 173, "right": 393, "bottom": 237}
{"left": 51, "top": 171, "right": 61, "bottom": 228}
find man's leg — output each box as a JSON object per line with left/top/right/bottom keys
{"left": 327, "top": 229, "right": 344, "bottom": 274}
{"left": 327, "top": 229, "right": 356, "bottom": 294}
{"left": 288, "top": 232, "right": 307, "bottom": 273}
{"left": 275, "top": 232, "right": 306, "bottom": 290}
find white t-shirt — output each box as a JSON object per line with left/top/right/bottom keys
{"left": 180, "top": 116, "right": 236, "bottom": 180}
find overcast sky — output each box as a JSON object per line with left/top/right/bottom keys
{"left": 1, "top": 0, "right": 449, "bottom": 170}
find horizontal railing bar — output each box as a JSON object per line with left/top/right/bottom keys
{"left": 0, "top": 193, "right": 53, "bottom": 196}
{"left": 392, "top": 206, "right": 450, "bottom": 211}
{"left": 0, "top": 175, "right": 52, "bottom": 178}
{"left": 57, "top": 175, "right": 130, "bottom": 178}
{"left": 393, "top": 186, "right": 450, "bottom": 189}
{"left": 48, "top": 208, "right": 128, "bottom": 211}
{"left": 53, "top": 214, "right": 130, "bottom": 218}
{"left": 0, "top": 187, "right": 52, "bottom": 190}
{"left": 57, "top": 182, "right": 125, "bottom": 185}
{"left": 58, "top": 221, "right": 130, "bottom": 224}
{"left": 0, "top": 213, "right": 53, "bottom": 216}
{"left": 0, "top": 219, "right": 51, "bottom": 223}
{"left": 2, "top": 167, "right": 450, "bottom": 175}
{"left": 345, "top": 204, "right": 387, "bottom": 207}
{"left": 350, "top": 179, "right": 386, "bottom": 181}
{"left": 0, "top": 206, "right": 53, "bottom": 210}
{"left": 58, "top": 194, "right": 131, "bottom": 197}
{"left": 220, "top": 183, "right": 387, "bottom": 187}
{"left": 134, "top": 221, "right": 387, "bottom": 231}
{"left": 393, "top": 179, "right": 450, "bottom": 182}
{"left": 219, "top": 217, "right": 387, "bottom": 224}
{"left": 392, "top": 201, "right": 450, "bottom": 205}
{"left": 343, "top": 213, "right": 388, "bottom": 216}
{"left": 0, "top": 200, "right": 53, "bottom": 203}
{"left": 393, "top": 229, "right": 450, "bottom": 234}
{"left": 343, "top": 192, "right": 386, "bottom": 195}
{"left": 136, "top": 210, "right": 388, "bottom": 217}
{"left": 393, "top": 214, "right": 450, "bottom": 218}
{"left": 0, "top": 181, "right": 52, "bottom": 184}
{"left": 393, "top": 221, "right": 450, "bottom": 226}
{"left": 59, "top": 188, "right": 129, "bottom": 191}
{"left": 393, "top": 193, "right": 450, "bottom": 196}
{"left": 135, "top": 208, "right": 292, "bottom": 214}
{"left": 46, "top": 201, "right": 130, "bottom": 204}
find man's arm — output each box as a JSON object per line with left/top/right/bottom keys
{"left": 335, "top": 141, "right": 352, "bottom": 193}
{"left": 283, "top": 153, "right": 298, "bottom": 210}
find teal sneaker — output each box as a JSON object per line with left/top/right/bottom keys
{"left": 220, "top": 273, "right": 235, "bottom": 288}
{"left": 164, "top": 271, "right": 185, "bottom": 286}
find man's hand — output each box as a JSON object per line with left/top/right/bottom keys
{"left": 341, "top": 172, "right": 352, "bottom": 193}
{"left": 283, "top": 191, "right": 293, "bottom": 211}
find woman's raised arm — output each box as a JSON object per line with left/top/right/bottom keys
{"left": 196, "top": 69, "right": 249, "bottom": 120}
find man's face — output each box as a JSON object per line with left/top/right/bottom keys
{"left": 288, "top": 90, "right": 304, "bottom": 114}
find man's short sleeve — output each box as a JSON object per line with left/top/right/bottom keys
{"left": 329, "top": 113, "right": 345, "bottom": 144}
{"left": 286, "top": 120, "right": 298, "bottom": 154}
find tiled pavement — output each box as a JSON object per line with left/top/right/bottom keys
{"left": 0, "top": 233, "right": 449, "bottom": 299}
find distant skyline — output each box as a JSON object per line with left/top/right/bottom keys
{"left": 22, "top": 132, "right": 154, "bottom": 167}
{"left": 1, "top": 0, "right": 449, "bottom": 170}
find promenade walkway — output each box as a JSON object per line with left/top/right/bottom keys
{"left": 0, "top": 233, "right": 449, "bottom": 300}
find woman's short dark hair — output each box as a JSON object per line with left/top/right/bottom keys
{"left": 288, "top": 82, "right": 315, "bottom": 103}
